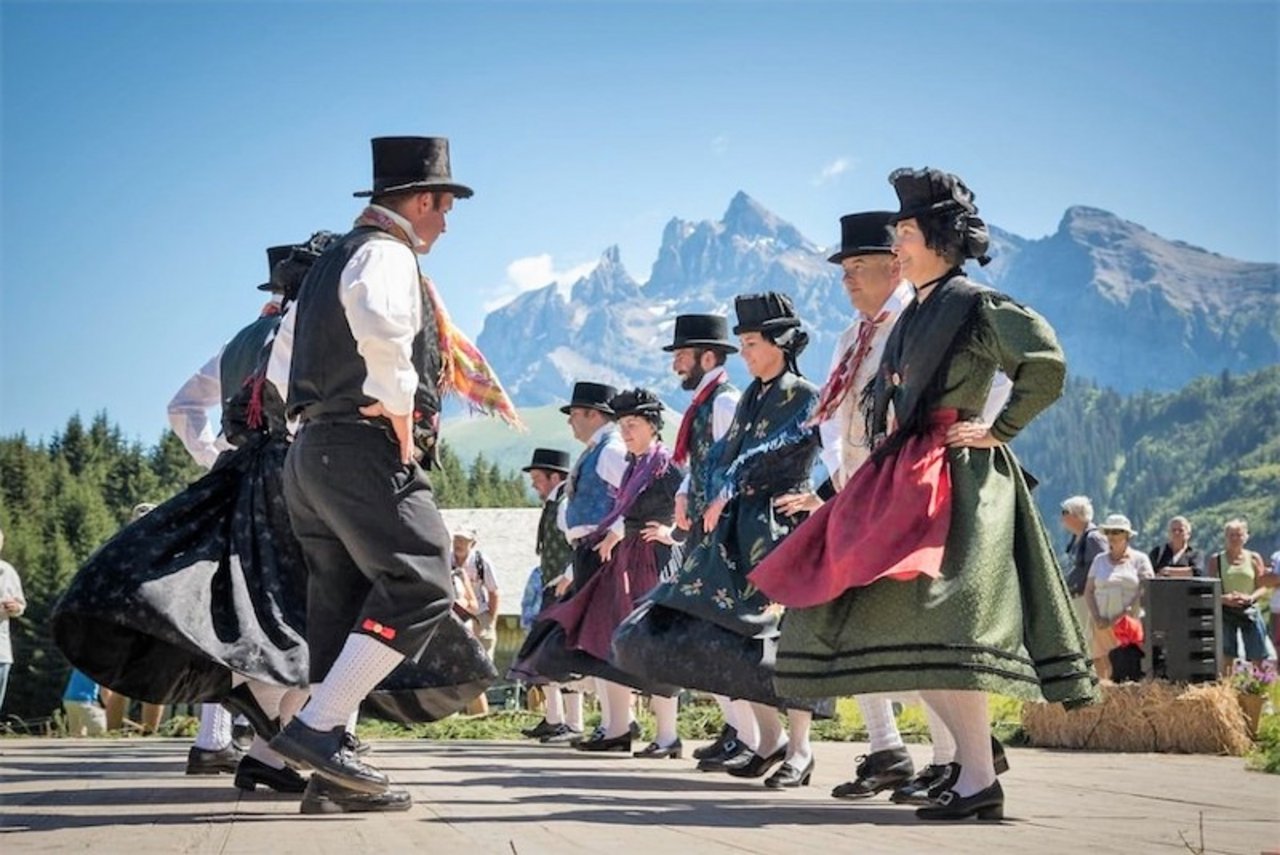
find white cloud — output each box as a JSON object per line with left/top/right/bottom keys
{"left": 483, "top": 253, "right": 597, "bottom": 311}
{"left": 711, "top": 135, "right": 729, "bottom": 156}
{"left": 812, "top": 156, "right": 852, "bottom": 186}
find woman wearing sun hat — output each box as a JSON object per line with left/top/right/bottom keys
{"left": 1083, "top": 514, "right": 1155, "bottom": 681}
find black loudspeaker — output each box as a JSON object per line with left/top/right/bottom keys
{"left": 1142, "top": 578, "right": 1222, "bottom": 683}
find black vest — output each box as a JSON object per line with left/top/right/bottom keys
{"left": 218, "top": 313, "right": 282, "bottom": 443}
{"left": 286, "top": 226, "right": 442, "bottom": 433}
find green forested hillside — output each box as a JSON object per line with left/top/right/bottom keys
{"left": 1015, "top": 366, "right": 1280, "bottom": 557}
{"left": 0, "top": 414, "right": 529, "bottom": 722}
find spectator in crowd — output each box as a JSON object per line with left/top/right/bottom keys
{"left": 520, "top": 566, "right": 543, "bottom": 631}
{"left": 0, "top": 526, "right": 26, "bottom": 715}
{"left": 452, "top": 528, "right": 500, "bottom": 714}
{"left": 1060, "top": 496, "right": 1108, "bottom": 638}
{"left": 1209, "top": 519, "right": 1271, "bottom": 673}
{"left": 451, "top": 528, "right": 501, "bottom": 660}
{"left": 1271, "top": 551, "right": 1280, "bottom": 658}
{"left": 1148, "top": 516, "right": 1204, "bottom": 578}
{"left": 1083, "top": 514, "right": 1154, "bottom": 681}
{"left": 103, "top": 504, "right": 167, "bottom": 733}
{"left": 62, "top": 668, "right": 107, "bottom": 736}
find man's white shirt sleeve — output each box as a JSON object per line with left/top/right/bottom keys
{"left": 167, "top": 351, "right": 231, "bottom": 470}
{"left": 337, "top": 239, "right": 422, "bottom": 417}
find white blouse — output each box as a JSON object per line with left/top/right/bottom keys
{"left": 1088, "top": 549, "right": 1154, "bottom": 620}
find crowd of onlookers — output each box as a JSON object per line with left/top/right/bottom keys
{"left": 1059, "top": 496, "right": 1279, "bottom": 682}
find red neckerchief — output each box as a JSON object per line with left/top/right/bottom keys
{"left": 673, "top": 372, "right": 727, "bottom": 464}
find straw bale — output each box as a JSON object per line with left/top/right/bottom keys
{"left": 1021, "top": 681, "right": 1255, "bottom": 756}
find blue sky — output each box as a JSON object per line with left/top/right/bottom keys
{"left": 2, "top": 0, "right": 1276, "bottom": 444}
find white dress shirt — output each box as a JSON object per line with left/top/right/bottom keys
{"left": 818, "top": 281, "right": 914, "bottom": 485}
{"left": 676, "top": 365, "right": 741, "bottom": 497}
{"left": 168, "top": 350, "right": 233, "bottom": 470}
{"left": 270, "top": 206, "right": 424, "bottom": 419}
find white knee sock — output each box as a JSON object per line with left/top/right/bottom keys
{"left": 748, "top": 702, "right": 786, "bottom": 756}
{"left": 651, "top": 695, "right": 679, "bottom": 746}
{"left": 786, "top": 709, "right": 812, "bottom": 767}
{"left": 247, "top": 734, "right": 286, "bottom": 769}
{"left": 604, "top": 682, "right": 634, "bottom": 739}
{"left": 279, "top": 688, "right": 309, "bottom": 726}
{"left": 544, "top": 685, "right": 564, "bottom": 726}
{"left": 564, "top": 691, "right": 584, "bottom": 731}
{"left": 713, "top": 694, "right": 737, "bottom": 732}
{"left": 593, "top": 678, "right": 612, "bottom": 734}
{"left": 194, "top": 704, "right": 233, "bottom": 751}
{"left": 858, "top": 695, "right": 905, "bottom": 753}
{"left": 922, "top": 697, "right": 957, "bottom": 764}
{"left": 297, "top": 634, "right": 404, "bottom": 732}
{"left": 918, "top": 689, "right": 995, "bottom": 797}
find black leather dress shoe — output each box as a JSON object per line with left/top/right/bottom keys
{"left": 693, "top": 724, "right": 736, "bottom": 760}
{"left": 633, "top": 739, "right": 683, "bottom": 759}
{"left": 992, "top": 736, "right": 1009, "bottom": 775}
{"left": 521, "top": 718, "right": 556, "bottom": 739}
{"left": 299, "top": 775, "right": 412, "bottom": 814}
{"left": 831, "top": 746, "right": 915, "bottom": 799}
{"left": 917, "top": 779, "right": 1004, "bottom": 821}
{"left": 541, "top": 724, "right": 584, "bottom": 744}
{"left": 269, "top": 719, "right": 389, "bottom": 795}
{"left": 185, "top": 744, "right": 244, "bottom": 775}
{"left": 696, "top": 737, "right": 750, "bottom": 772}
{"left": 890, "top": 763, "right": 950, "bottom": 804}
{"left": 764, "top": 758, "right": 814, "bottom": 788}
{"left": 233, "top": 755, "right": 308, "bottom": 793}
{"left": 575, "top": 732, "right": 632, "bottom": 753}
{"left": 223, "top": 683, "right": 281, "bottom": 741}
{"left": 726, "top": 745, "right": 787, "bottom": 779}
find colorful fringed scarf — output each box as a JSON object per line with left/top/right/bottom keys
{"left": 354, "top": 207, "right": 524, "bottom": 430}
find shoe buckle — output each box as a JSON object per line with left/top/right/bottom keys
{"left": 937, "top": 790, "right": 956, "bottom": 806}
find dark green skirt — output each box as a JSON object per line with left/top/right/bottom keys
{"left": 775, "top": 445, "right": 1097, "bottom": 707}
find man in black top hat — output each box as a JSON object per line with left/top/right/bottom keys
{"left": 517, "top": 447, "right": 584, "bottom": 743}
{"left": 270, "top": 136, "right": 477, "bottom": 812}
{"left": 659, "top": 314, "right": 752, "bottom": 769}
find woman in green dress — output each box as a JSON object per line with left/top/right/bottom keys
{"left": 750, "top": 167, "right": 1096, "bottom": 821}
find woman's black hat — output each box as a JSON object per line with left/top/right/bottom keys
{"left": 608, "top": 388, "right": 665, "bottom": 421}
{"left": 353, "top": 136, "right": 474, "bottom": 200}
{"left": 827, "top": 211, "right": 896, "bottom": 264}
{"left": 732, "top": 292, "right": 802, "bottom": 335}
{"left": 522, "top": 447, "right": 572, "bottom": 474}
{"left": 887, "top": 167, "right": 978, "bottom": 224}
{"left": 662, "top": 314, "right": 738, "bottom": 353}
{"left": 559, "top": 381, "right": 618, "bottom": 416}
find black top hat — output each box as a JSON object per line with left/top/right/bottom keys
{"left": 559, "top": 381, "right": 618, "bottom": 416}
{"left": 256, "top": 245, "right": 298, "bottom": 293}
{"left": 732, "top": 292, "right": 802, "bottom": 335}
{"left": 887, "top": 167, "right": 978, "bottom": 224}
{"left": 827, "top": 211, "right": 896, "bottom": 264}
{"left": 259, "top": 231, "right": 343, "bottom": 295}
{"left": 608, "top": 388, "right": 665, "bottom": 421}
{"left": 522, "top": 447, "right": 572, "bottom": 474}
{"left": 353, "top": 136, "right": 474, "bottom": 200}
{"left": 662, "top": 314, "right": 738, "bottom": 353}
